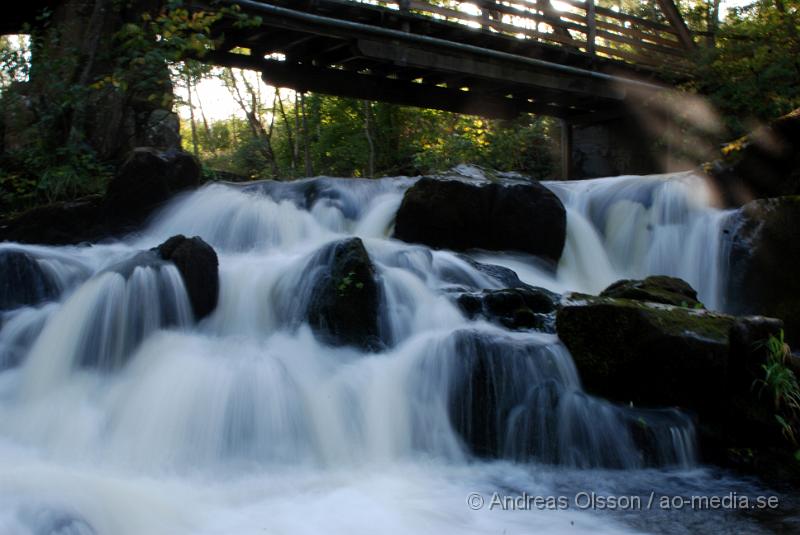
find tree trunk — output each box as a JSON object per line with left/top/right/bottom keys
{"left": 185, "top": 72, "right": 199, "bottom": 159}
{"left": 363, "top": 100, "right": 375, "bottom": 178}
{"left": 301, "top": 92, "right": 313, "bottom": 177}
{"left": 706, "top": 0, "right": 721, "bottom": 48}
{"left": 276, "top": 89, "right": 297, "bottom": 176}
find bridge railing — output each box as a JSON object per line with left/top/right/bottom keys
{"left": 351, "top": 0, "right": 693, "bottom": 71}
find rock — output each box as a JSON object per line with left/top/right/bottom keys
{"left": 104, "top": 148, "right": 200, "bottom": 223}
{"left": 140, "top": 109, "right": 181, "bottom": 152}
{"left": 0, "top": 148, "right": 201, "bottom": 245}
{"left": 446, "top": 329, "right": 695, "bottom": 467}
{"left": 155, "top": 235, "right": 219, "bottom": 320}
{"left": 394, "top": 177, "right": 567, "bottom": 263}
{"left": 600, "top": 275, "right": 703, "bottom": 308}
{"left": 0, "top": 250, "right": 58, "bottom": 309}
{"left": 708, "top": 108, "right": 800, "bottom": 207}
{"left": 726, "top": 196, "right": 800, "bottom": 347}
{"left": 556, "top": 294, "right": 786, "bottom": 465}
{"left": 456, "top": 286, "right": 558, "bottom": 332}
{"left": 557, "top": 294, "right": 734, "bottom": 411}
{"left": 306, "top": 238, "right": 382, "bottom": 350}
{"left": 0, "top": 197, "right": 107, "bottom": 245}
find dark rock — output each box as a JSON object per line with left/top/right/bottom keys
{"left": 105, "top": 148, "right": 200, "bottom": 222}
{"left": 448, "top": 330, "right": 560, "bottom": 459}
{"left": 0, "top": 250, "right": 58, "bottom": 309}
{"left": 601, "top": 275, "right": 703, "bottom": 308}
{"left": 447, "top": 329, "right": 694, "bottom": 468}
{"left": 708, "top": 108, "right": 800, "bottom": 207}
{"left": 726, "top": 196, "right": 800, "bottom": 347}
{"left": 394, "top": 178, "right": 567, "bottom": 263}
{"left": 0, "top": 196, "right": 108, "bottom": 245}
{"left": 0, "top": 148, "right": 201, "bottom": 246}
{"left": 155, "top": 235, "right": 219, "bottom": 320}
{"left": 306, "top": 238, "right": 382, "bottom": 350}
{"left": 556, "top": 294, "right": 788, "bottom": 470}
{"left": 456, "top": 286, "right": 559, "bottom": 332}
{"left": 556, "top": 294, "right": 734, "bottom": 411}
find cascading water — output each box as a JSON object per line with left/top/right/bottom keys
{"left": 0, "top": 171, "right": 783, "bottom": 535}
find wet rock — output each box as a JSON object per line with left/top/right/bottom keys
{"left": 306, "top": 237, "right": 382, "bottom": 350}
{"left": 601, "top": 275, "right": 703, "bottom": 308}
{"left": 557, "top": 294, "right": 734, "bottom": 411}
{"left": 394, "top": 178, "right": 567, "bottom": 263}
{"left": 155, "top": 235, "right": 219, "bottom": 320}
{"left": 105, "top": 148, "right": 200, "bottom": 222}
{"left": 456, "top": 286, "right": 558, "bottom": 332}
{"left": 0, "top": 250, "right": 58, "bottom": 309}
{"left": 556, "top": 294, "right": 788, "bottom": 469}
{"left": 726, "top": 196, "right": 800, "bottom": 347}
{"left": 447, "top": 329, "right": 694, "bottom": 468}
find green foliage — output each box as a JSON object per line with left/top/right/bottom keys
{"left": 693, "top": 0, "right": 800, "bottom": 136}
{"left": 192, "top": 92, "right": 557, "bottom": 180}
{"left": 0, "top": 30, "right": 110, "bottom": 212}
{"left": 754, "top": 330, "right": 800, "bottom": 446}
{"left": 336, "top": 271, "right": 363, "bottom": 296}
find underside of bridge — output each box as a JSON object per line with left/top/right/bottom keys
{"left": 202, "top": 0, "right": 682, "bottom": 123}
{"left": 199, "top": 0, "right": 694, "bottom": 177}
{"left": 4, "top": 0, "right": 695, "bottom": 178}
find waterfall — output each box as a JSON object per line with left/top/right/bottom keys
{"left": 0, "top": 172, "right": 769, "bottom": 535}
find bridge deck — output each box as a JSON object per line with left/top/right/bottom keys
{"left": 202, "top": 0, "right": 695, "bottom": 120}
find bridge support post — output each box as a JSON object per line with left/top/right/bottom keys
{"left": 568, "top": 115, "right": 659, "bottom": 179}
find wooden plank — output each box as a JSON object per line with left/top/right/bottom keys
{"left": 655, "top": 0, "right": 697, "bottom": 50}
{"left": 594, "top": 28, "right": 687, "bottom": 57}
{"left": 405, "top": 0, "right": 585, "bottom": 49}
{"left": 555, "top": 0, "right": 680, "bottom": 35}
{"left": 593, "top": 18, "right": 682, "bottom": 49}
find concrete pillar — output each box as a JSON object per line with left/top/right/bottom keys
{"left": 569, "top": 115, "right": 659, "bottom": 179}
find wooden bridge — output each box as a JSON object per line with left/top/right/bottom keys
{"left": 200, "top": 0, "right": 697, "bottom": 122}
{"left": 2, "top": 0, "right": 700, "bottom": 177}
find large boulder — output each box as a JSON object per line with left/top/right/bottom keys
{"left": 708, "top": 108, "right": 800, "bottom": 207}
{"left": 557, "top": 294, "right": 735, "bottom": 411}
{"left": 556, "top": 293, "right": 786, "bottom": 463}
{"left": 154, "top": 235, "right": 219, "bottom": 320}
{"left": 104, "top": 148, "right": 200, "bottom": 223}
{"left": 394, "top": 178, "right": 567, "bottom": 264}
{"left": 601, "top": 275, "right": 703, "bottom": 308}
{"left": 726, "top": 196, "right": 800, "bottom": 347}
{"left": 0, "top": 250, "right": 58, "bottom": 309}
{"left": 456, "top": 286, "right": 558, "bottom": 332}
{"left": 306, "top": 238, "right": 382, "bottom": 350}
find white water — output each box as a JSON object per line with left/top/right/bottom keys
{"left": 0, "top": 171, "right": 782, "bottom": 535}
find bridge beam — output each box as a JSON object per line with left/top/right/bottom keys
{"left": 208, "top": 51, "right": 576, "bottom": 119}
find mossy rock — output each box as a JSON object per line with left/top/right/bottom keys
{"left": 306, "top": 238, "right": 383, "bottom": 351}
{"left": 556, "top": 294, "right": 790, "bottom": 470}
{"left": 556, "top": 294, "right": 735, "bottom": 412}
{"left": 601, "top": 275, "right": 703, "bottom": 308}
